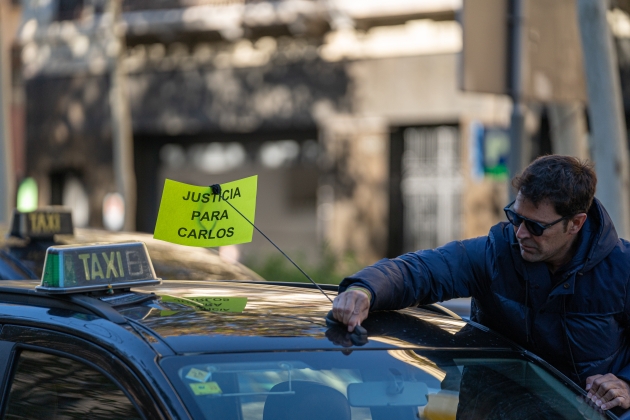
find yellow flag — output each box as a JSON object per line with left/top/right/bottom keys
{"left": 153, "top": 176, "right": 257, "bottom": 247}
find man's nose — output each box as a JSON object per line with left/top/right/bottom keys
{"left": 515, "top": 222, "right": 531, "bottom": 239}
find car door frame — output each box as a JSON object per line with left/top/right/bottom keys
{"left": 0, "top": 324, "right": 171, "bottom": 420}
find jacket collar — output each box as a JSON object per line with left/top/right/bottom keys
{"left": 580, "top": 197, "right": 618, "bottom": 272}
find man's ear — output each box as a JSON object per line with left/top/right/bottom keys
{"left": 569, "top": 213, "right": 587, "bottom": 234}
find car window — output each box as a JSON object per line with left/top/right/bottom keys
{"left": 4, "top": 350, "right": 142, "bottom": 420}
{"left": 162, "top": 350, "right": 608, "bottom": 420}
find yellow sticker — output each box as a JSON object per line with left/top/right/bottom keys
{"left": 190, "top": 382, "right": 222, "bottom": 396}
{"left": 186, "top": 368, "right": 212, "bottom": 382}
{"left": 153, "top": 176, "right": 257, "bottom": 247}
{"left": 161, "top": 295, "right": 248, "bottom": 313}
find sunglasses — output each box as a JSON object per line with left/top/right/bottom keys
{"left": 503, "top": 201, "right": 570, "bottom": 236}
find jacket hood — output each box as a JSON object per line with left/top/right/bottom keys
{"left": 579, "top": 197, "right": 618, "bottom": 272}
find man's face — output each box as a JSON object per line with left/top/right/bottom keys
{"left": 511, "top": 193, "right": 577, "bottom": 269}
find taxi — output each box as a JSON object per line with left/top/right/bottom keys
{"left": 0, "top": 208, "right": 261, "bottom": 281}
{"left": 0, "top": 242, "right": 622, "bottom": 420}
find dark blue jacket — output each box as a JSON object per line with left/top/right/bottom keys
{"left": 340, "top": 198, "right": 630, "bottom": 384}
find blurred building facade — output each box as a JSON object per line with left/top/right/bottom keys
{"left": 1, "top": 1, "right": 24, "bottom": 192}
{"left": 14, "top": 0, "right": 516, "bottom": 265}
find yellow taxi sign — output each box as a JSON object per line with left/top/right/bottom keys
{"left": 10, "top": 207, "right": 73, "bottom": 239}
{"left": 37, "top": 242, "right": 161, "bottom": 294}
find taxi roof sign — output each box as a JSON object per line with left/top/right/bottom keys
{"left": 10, "top": 207, "right": 74, "bottom": 239}
{"left": 37, "top": 242, "right": 161, "bottom": 294}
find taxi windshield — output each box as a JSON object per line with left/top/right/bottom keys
{"left": 161, "top": 349, "right": 607, "bottom": 420}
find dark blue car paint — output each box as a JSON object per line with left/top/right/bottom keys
{"left": 0, "top": 280, "right": 621, "bottom": 419}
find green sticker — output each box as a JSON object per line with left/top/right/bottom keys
{"left": 161, "top": 295, "right": 204, "bottom": 308}
{"left": 190, "top": 382, "right": 222, "bottom": 396}
{"left": 161, "top": 295, "right": 248, "bottom": 313}
{"left": 153, "top": 176, "right": 257, "bottom": 247}
{"left": 188, "top": 296, "right": 248, "bottom": 312}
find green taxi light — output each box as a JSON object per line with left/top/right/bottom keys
{"left": 37, "top": 242, "right": 161, "bottom": 294}
{"left": 10, "top": 207, "right": 74, "bottom": 239}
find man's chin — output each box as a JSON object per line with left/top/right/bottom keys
{"left": 520, "top": 247, "right": 540, "bottom": 262}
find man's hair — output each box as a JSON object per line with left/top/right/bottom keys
{"left": 511, "top": 155, "right": 596, "bottom": 216}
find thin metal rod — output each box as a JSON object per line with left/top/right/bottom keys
{"left": 219, "top": 193, "right": 333, "bottom": 304}
{"left": 508, "top": 0, "right": 525, "bottom": 201}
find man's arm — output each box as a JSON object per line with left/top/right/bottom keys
{"left": 332, "top": 235, "right": 491, "bottom": 331}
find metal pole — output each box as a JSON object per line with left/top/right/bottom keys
{"left": 108, "top": 0, "right": 136, "bottom": 231}
{"left": 548, "top": 103, "right": 589, "bottom": 159}
{"left": 576, "top": 0, "right": 630, "bottom": 238}
{"left": 0, "top": 3, "right": 15, "bottom": 223}
{"left": 509, "top": 0, "right": 526, "bottom": 200}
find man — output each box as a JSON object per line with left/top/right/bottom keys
{"left": 332, "top": 155, "right": 630, "bottom": 411}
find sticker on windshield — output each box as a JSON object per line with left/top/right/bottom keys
{"left": 161, "top": 295, "right": 248, "bottom": 313}
{"left": 153, "top": 176, "right": 257, "bottom": 247}
{"left": 186, "top": 368, "right": 212, "bottom": 383}
{"left": 190, "top": 382, "right": 222, "bottom": 396}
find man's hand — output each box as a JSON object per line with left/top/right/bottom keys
{"left": 332, "top": 289, "right": 369, "bottom": 332}
{"left": 585, "top": 373, "right": 630, "bottom": 410}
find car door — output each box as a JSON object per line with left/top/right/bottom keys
{"left": 0, "top": 325, "right": 168, "bottom": 419}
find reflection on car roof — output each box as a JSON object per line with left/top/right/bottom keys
{"left": 136, "top": 281, "right": 513, "bottom": 354}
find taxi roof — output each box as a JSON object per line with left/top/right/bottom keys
{"left": 0, "top": 279, "right": 515, "bottom": 355}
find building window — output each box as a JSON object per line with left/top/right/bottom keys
{"left": 401, "top": 126, "right": 462, "bottom": 251}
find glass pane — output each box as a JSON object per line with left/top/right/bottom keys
{"left": 5, "top": 350, "right": 142, "bottom": 420}
{"left": 453, "top": 359, "right": 602, "bottom": 420}
{"left": 162, "top": 350, "right": 607, "bottom": 420}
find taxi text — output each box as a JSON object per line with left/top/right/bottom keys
{"left": 28, "top": 212, "right": 60, "bottom": 234}
{"left": 77, "top": 251, "right": 144, "bottom": 281}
